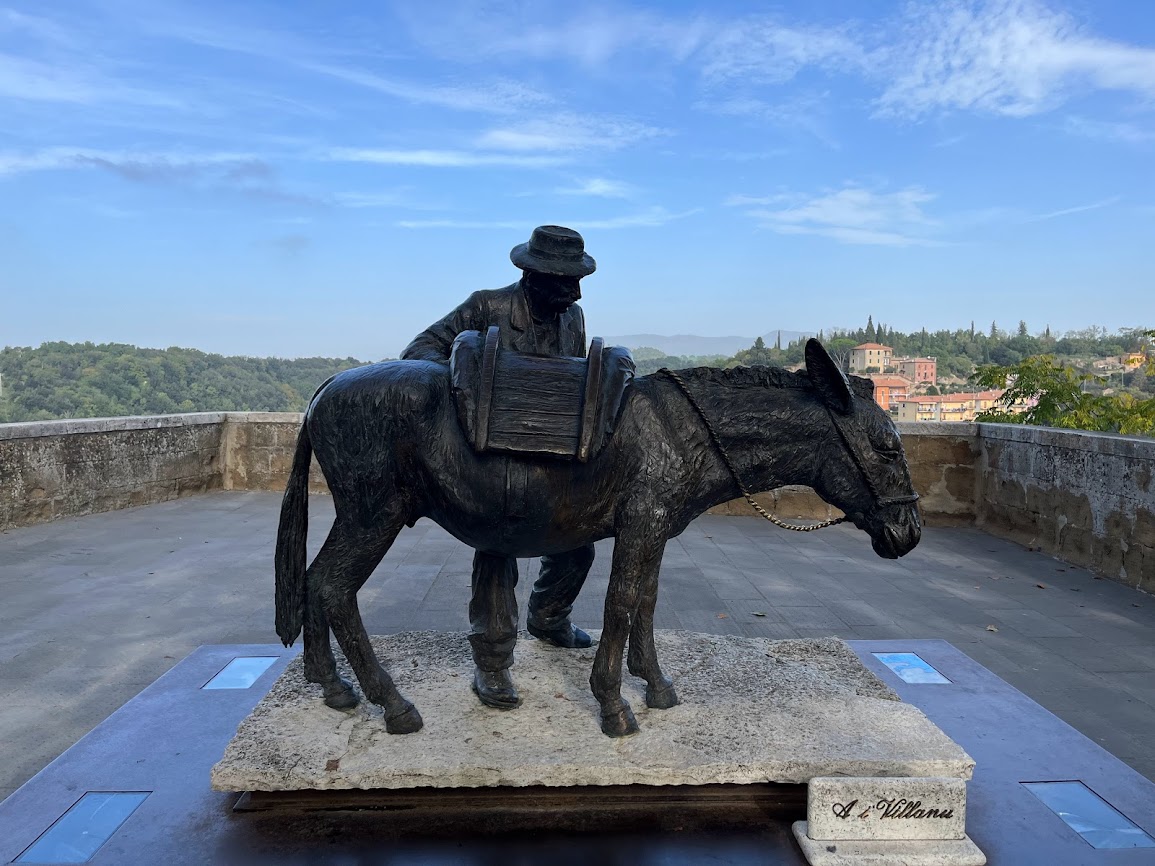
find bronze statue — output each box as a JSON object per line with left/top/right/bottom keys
{"left": 399, "top": 226, "right": 600, "bottom": 710}
{"left": 274, "top": 323, "right": 922, "bottom": 736}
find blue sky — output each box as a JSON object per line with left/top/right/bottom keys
{"left": 1, "top": 0, "right": 1153, "bottom": 359}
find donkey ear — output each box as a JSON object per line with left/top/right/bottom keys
{"left": 805, "top": 338, "right": 853, "bottom": 415}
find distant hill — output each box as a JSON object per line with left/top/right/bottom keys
{"left": 605, "top": 331, "right": 813, "bottom": 357}
{"left": 0, "top": 342, "right": 369, "bottom": 423}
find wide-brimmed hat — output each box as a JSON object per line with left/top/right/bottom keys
{"left": 510, "top": 225, "right": 596, "bottom": 277}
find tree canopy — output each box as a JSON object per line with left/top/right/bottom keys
{"left": 2, "top": 323, "right": 1151, "bottom": 439}
{"left": 972, "top": 340, "right": 1155, "bottom": 437}
{"left": 0, "top": 342, "right": 368, "bottom": 423}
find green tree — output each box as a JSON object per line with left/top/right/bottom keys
{"left": 732, "top": 336, "right": 775, "bottom": 367}
{"left": 972, "top": 342, "right": 1155, "bottom": 437}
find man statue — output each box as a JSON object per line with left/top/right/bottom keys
{"left": 401, "top": 225, "right": 597, "bottom": 710}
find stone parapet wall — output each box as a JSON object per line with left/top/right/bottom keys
{"left": 976, "top": 424, "right": 1155, "bottom": 593}
{"left": 0, "top": 414, "right": 227, "bottom": 530}
{"left": 0, "top": 413, "right": 327, "bottom": 532}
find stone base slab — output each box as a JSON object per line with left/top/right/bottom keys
{"left": 792, "top": 822, "right": 987, "bottom": 866}
{"left": 233, "top": 781, "right": 808, "bottom": 835}
{"left": 212, "top": 631, "right": 975, "bottom": 792}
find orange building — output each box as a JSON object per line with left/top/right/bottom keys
{"left": 866, "top": 374, "right": 912, "bottom": 410}
{"left": 850, "top": 343, "right": 893, "bottom": 373}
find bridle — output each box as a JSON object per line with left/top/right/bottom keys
{"left": 661, "top": 369, "right": 919, "bottom": 532}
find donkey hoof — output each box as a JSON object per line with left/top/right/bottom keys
{"left": 322, "top": 677, "right": 359, "bottom": 710}
{"left": 646, "top": 680, "right": 679, "bottom": 710}
{"left": 600, "top": 704, "right": 640, "bottom": 738}
{"left": 385, "top": 702, "right": 424, "bottom": 735}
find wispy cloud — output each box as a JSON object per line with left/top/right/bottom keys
{"left": 134, "top": 9, "right": 550, "bottom": 115}
{"left": 933, "top": 134, "right": 967, "bottom": 148}
{"left": 0, "top": 147, "right": 257, "bottom": 176}
{"left": 396, "top": 218, "right": 527, "bottom": 230}
{"left": 394, "top": 2, "right": 710, "bottom": 67}
{"left": 327, "top": 148, "right": 566, "bottom": 168}
{"left": 398, "top": 206, "right": 696, "bottom": 231}
{"left": 476, "top": 113, "right": 668, "bottom": 152}
{"left": 1, "top": 8, "right": 75, "bottom": 45}
{"left": 0, "top": 51, "right": 176, "bottom": 106}
{"left": 876, "top": 0, "right": 1155, "bottom": 118}
{"left": 1026, "top": 196, "right": 1121, "bottom": 221}
{"left": 1063, "top": 115, "right": 1155, "bottom": 144}
{"left": 553, "top": 178, "right": 635, "bottom": 198}
{"left": 299, "top": 62, "right": 549, "bottom": 114}
{"left": 700, "top": 18, "right": 864, "bottom": 85}
{"left": 0, "top": 147, "right": 322, "bottom": 205}
{"left": 572, "top": 207, "right": 699, "bottom": 230}
{"left": 331, "top": 191, "right": 408, "bottom": 208}
{"left": 0, "top": 8, "right": 180, "bottom": 108}
{"left": 732, "top": 185, "right": 940, "bottom": 246}
{"left": 700, "top": 92, "right": 840, "bottom": 148}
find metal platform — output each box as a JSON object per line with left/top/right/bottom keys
{"left": 2, "top": 640, "right": 1154, "bottom": 865}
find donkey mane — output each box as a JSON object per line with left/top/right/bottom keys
{"left": 648, "top": 364, "right": 875, "bottom": 399}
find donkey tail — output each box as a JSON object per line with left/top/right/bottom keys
{"left": 274, "top": 420, "right": 312, "bottom": 646}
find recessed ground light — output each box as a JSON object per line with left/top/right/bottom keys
{"left": 1023, "top": 781, "right": 1155, "bottom": 849}
{"left": 202, "top": 656, "right": 278, "bottom": 689}
{"left": 17, "top": 792, "right": 149, "bottom": 863}
{"left": 872, "top": 652, "right": 951, "bottom": 683}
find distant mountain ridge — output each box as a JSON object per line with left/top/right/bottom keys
{"left": 604, "top": 331, "right": 813, "bottom": 357}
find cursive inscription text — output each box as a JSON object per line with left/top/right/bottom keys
{"left": 831, "top": 798, "right": 954, "bottom": 821}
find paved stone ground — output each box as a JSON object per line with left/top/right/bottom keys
{"left": 2, "top": 491, "right": 1153, "bottom": 802}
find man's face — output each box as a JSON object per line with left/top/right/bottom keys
{"left": 525, "top": 270, "right": 582, "bottom": 314}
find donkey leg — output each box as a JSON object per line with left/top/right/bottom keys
{"left": 303, "top": 517, "right": 403, "bottom": 709}
{"left": 627, "top": 557, "right": 679, "bottom": 711}
{"left": 316, "top": 520, "right": 424, "bottom": 734}
{"left": 303, "top": 565, "right": 357, "bottom": 711}
{"left": 591, "top": 526, "right": 665, "bottom": 737}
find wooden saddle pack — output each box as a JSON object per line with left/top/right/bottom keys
{"left": 449, "top": 326, "right": 635, "bottom": 462}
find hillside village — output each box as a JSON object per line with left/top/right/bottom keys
{"left": 847, "top": 342, "right": 1010, "bottom": 422}
{"left": 848, "top": 341, "right": 1150, "bottom": 422}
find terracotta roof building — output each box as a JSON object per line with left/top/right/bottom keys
{"left": 866, "top": 374, "right": 912, "bottom": 411}
{"left": 849, "top": 343, "right": 893, "bottom": 373}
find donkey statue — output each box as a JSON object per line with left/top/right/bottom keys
{"left": 274, "top": 339, "right": 921, "bottom": 737}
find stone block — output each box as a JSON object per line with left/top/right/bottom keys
{"left": 1133, "top": 507, "right": 1155, "bottom": 549}
{"left": 806, "top": 776, "right": 966, "bottom": 841}
{"left": 911, "top": 436, "right": 974, "bottom": 469}
{"left": 909, "top": 463, "right": 941, "bottom": 496}
{"left": 792, "top": 823, "right": 987, "bottom": 866}
{"left": 941, "top": 466, "right": 976, "bottom": 508}
{"left": 242, "top": 423, "right": 281, "bottom": 449}
{"left": 1057, "top": 524, "right": 1092, "bottom": 560}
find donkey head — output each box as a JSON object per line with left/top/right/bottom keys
{"left": 804, "top": 339, "right": 921, "bottom": 559}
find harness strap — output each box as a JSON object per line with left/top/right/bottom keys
{"left": 661, "top": 369, "right": 918, "bottom": 532}
{"left": 661, "top": 369, "right": 846, "bottom": 533}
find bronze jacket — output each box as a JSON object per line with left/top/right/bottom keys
{"left": 401, "top": 282, "right": 586, "bottom": 362}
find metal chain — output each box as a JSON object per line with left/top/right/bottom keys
{"left": 660, "top": 369, "right": 846, "bottom": 533}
